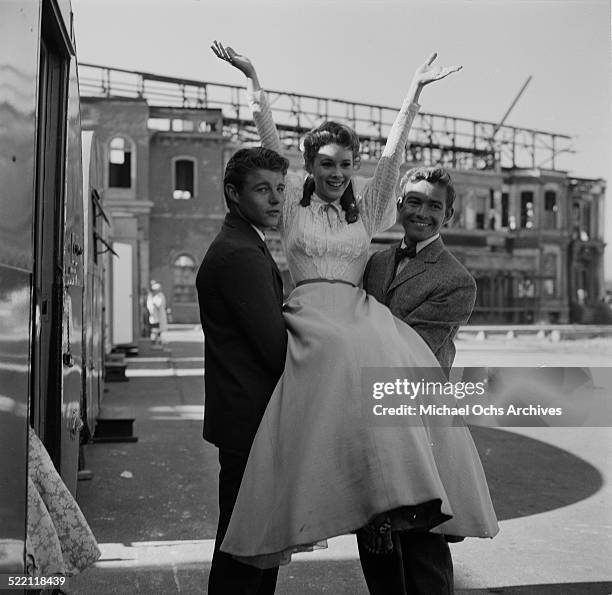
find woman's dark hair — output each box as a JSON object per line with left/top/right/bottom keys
{"left": 303, "top": 121, "right": 361, "bottom": 170}
{"left": 223, "top": 147, "right": 289, "bottom": 206}
{"left": 300, "top": 121, "right": 361, "bottom": 224}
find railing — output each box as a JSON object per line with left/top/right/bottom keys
{"left": 458, "top": 324, "right": 612, "bottom": 340}
{"left": 78, "top": 63, "right": 574, "bottom": 171}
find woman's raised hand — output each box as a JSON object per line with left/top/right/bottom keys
{"left": 413, "top": 53, "right": 462, "bottom": 87}
{"left": 211, "top": 40, "right": 255, "bottom": 79}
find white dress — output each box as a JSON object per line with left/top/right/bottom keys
{"left": 220, "top": 90, "right": 499, "bottom": 568}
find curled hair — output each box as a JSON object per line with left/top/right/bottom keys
{"left": 300, "top": 121, "right": 361, "bottom": 224}
{"left": 302, "top": 121, "right": 361, "bottom": 170}
{"left": 224, "top": 147, "right": 289, "bottom": 205}
{"left": 399, "top": 165, "right": 456, "bottom": 210}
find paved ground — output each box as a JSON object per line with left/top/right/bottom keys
{"left": 69, "top": 327, "right": 612, "bottom": 594}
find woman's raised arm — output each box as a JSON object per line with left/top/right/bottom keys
{"left": 211, "top": 41, "right": 283, "bottom": 154}
{"left": 362, "top": 53, "right": 462, "bottom": 235}
{"left": 404, "top": 52, "right": 462, "bottom": 106}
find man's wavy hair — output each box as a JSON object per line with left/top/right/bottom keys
{"left": 301, "top": 121, "right": 361, "bottom": 224}
{"left": 399, "top": 165, "right": 456, "bottom": 211}
{"left": 223, "top": 147, "right": 289, "bottom": 207}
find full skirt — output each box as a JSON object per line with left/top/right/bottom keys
{"left": 221, "top": 283, "right": 498, "bottom": 568}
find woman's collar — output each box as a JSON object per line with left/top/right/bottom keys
{"left": 310, "top": 193, "right": 342, "bottom": 210}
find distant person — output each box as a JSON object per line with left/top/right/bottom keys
{"left": 140, "top": 287, "right": 151, "bottom": 338}
{"left": 196, "top": 147, "right": 289, "bottom": 594}
{"left": 146, "top": 281, "right": 167, "bottom": 346}
{"left": 360, "top": 165, "right": 482, "bottom": 593}
{"left": 211, "top": 39, "right": 498, "bottom": 585}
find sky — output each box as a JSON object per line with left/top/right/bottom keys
{"left": 72, "top": 0, "right": 611, "bottom": 278}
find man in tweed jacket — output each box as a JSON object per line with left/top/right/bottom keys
{"left": 364, "top": 165, "right": 476, "bottom": 376}
{"left": 359, "top": 165, "right": 477, "bottom": 594}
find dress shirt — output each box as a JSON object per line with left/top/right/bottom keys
{"left": 250, "top": 224, "right": 266, "bottom": 242}
{"left": 395, "top": 233, "right": 440, "bottom": 276}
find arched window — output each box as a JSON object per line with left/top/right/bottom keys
{"left": 172, "top": 254, "right": 197, "bottom": 303}
{"left": 108, "top": 136, "right": 133, "bottom": 188}
{"left": 173, "top": 157, "right": 196, "bottom": 200}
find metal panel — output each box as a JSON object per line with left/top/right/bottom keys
{"left": 0, "top": 0, "right": 39, "bottom": 270}
{"left": 59, "top": 53, "right": 84, "bottom": 495}
{"left": 82, "top": 131, "right": 97, "bottom": 433}
{"left": 0, "top": 266, "right": 31, "bottom": 572}
{"left": 0, "top": 0, "right": 40, "bottom": 574}
{"left": 81, "top": 131, "right": 105, "bottom": 431}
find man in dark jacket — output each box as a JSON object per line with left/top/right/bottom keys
{"left": 196, "top": 147, "right": 288, "bottom": 594}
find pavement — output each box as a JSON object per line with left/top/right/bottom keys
{"left": 69, "top": 327, "right": 612, "bottom": 594}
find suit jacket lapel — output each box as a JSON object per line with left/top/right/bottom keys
{"left": 225, "top": 213, "right": 283, "bottom": 297}
{"left": 387, "top": 258, "right": 427, "bottom": 294}
{"left": 386, "top": 237, "right": 445, "bottom": 295}
{"left": 382, "top": 242, "right": 400, "bottom": 295}
{"left": 261, "top": 241, "right": 283, "bottom": 290}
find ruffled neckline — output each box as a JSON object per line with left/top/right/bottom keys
{"left": 309, "top": 193, "right": 342, "bottom": 215}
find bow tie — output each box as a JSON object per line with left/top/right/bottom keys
{"left": 394, "top": 244, "right": 417, "bottom": 268}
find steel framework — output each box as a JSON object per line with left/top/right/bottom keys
{"left": 79, "top": 63, "right": 574, "bottom": 172}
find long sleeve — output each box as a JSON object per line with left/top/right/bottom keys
{"left": 359, "top": 101, "right": 420, "bottom": 236}
{"left": 402, "top": 277, "right": 476, "bottom": 373}
{"left": 246, "top": 88, "right": 284, "bottom": 154}
{"left": 247, "top": 88, "right": 303, "bottom": 233}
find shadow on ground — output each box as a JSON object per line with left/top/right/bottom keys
{"left": 470, "top": 426, "right": 603, "bottom": 520}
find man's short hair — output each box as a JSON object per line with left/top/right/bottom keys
{"left": 223, "top": 147, "right": 289, "bottom": 206}
{"left": 399, "top": 165, "right": 456, "bottom": 210}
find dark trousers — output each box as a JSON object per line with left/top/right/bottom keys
{"left": 208, "top": 448, "right": 279, "bottom": 595}
{"left": 357, "top": 531, "right": 453, "bottom": 594}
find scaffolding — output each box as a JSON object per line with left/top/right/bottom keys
{"left": 78, "top": 63, "right": 574, "bottom": 172}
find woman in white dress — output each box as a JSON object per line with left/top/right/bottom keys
{"left": 210, "top": 41, "right": 499, "bottom": 569}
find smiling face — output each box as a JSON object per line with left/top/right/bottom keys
{"left": 398, "top": 179, "right": 453, "bottom": 244}
{"left": 225, "top": 169, "right": 286, "bottom": 231}
{"left": 307, "top": 144, "right": 354, "bottom": 203}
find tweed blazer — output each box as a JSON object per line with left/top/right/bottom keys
{"left": 363, "top": 237, "right": 476, "bottom": 375}
{"left": 196, "top": 213, "right": 287, "bottom": 452}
